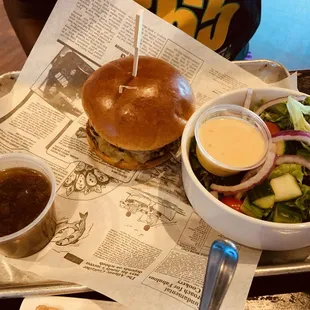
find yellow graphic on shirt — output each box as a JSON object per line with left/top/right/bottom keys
{"left": 183, "top": 0, "right": 204, "bottom": 8}
{"left": 135, "top": 0, "right": 240, "bottom": 51}
{"left": 156, "top": 1, "right": 198, "bottom": 38}
{"left": 135, "top": 0, "right": 152, "bottom": 9}
{"left": 198, "top": 0, "right": 240, "bottom": 50}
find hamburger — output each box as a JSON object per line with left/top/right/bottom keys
{"left": 82, "top": 56, "right": 195, "bottom": 170}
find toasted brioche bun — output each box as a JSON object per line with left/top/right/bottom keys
{"left": 82, "top": 56, "right": 195, "bottom": 151}
{"left": 86, "top": 133, "right": 171, "bottom": 170}
{"left": 35, "top": 306, "right": 59, "bottom": 310}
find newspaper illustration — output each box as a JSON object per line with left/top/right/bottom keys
{"left": 53, "top": 212, "right": 92, "bottom": 247}
{"left": 119, "top": 189, "right": 186, "bottom": 231}
{"left": 58, "top": 162, "right": 121, "bottom": 200}
{"left": 1, "top": 0, "right": 271, "bottom": 310}
{"left": 31, "top": 47, "right": 95, "bottom": 120}
{"left": 135, "top": 157, "right": 188, "bottom": 202}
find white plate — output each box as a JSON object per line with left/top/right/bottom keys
{"left": 20, "top": 297, "right": 127, "bottom": 310}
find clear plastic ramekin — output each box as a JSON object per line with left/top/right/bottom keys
{"left": 194, "top": 104, "right": 272, "bottom": 176}
{"left": 0, "top": 153, "right": 56, "bottom": 258}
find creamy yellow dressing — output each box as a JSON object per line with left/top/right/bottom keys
{"left": 197, "top": 116, "right": 266, "bottom": 174}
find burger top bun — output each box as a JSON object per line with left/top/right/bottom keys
{"left": 82, "top": 56, "right": 195, "bottom": 151}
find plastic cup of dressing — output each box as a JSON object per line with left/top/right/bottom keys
{"left": 195, "top": 104, "right": 271, "bottom": 177}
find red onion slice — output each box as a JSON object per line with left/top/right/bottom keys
{"left": 272, "top": 130, "right": 310, "bottom": 145}
{"left": 241, "top": 166, "right": 262, "bottom": 183}
{"left": 234, "top": 192, "right": 243, "bottom": 200}
{"left": 210, "top": 150, "right": 277, "bottom": 195}
{"left": 210, "top": 191, "right": 219, "bottom": 199}
{"left": 255, "top": 96, "right": 307, "bottom": 116}
{"left": 276, "top": 155, "right": 310, "bottom": 170}
{"left": 234, "top": 166, "right": 262, "bottom": 200}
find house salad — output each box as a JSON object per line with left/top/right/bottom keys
{"left": 190, "top": 92, "right": 310, "bottom": 223}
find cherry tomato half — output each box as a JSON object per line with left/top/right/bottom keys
{"left": 220, "top": 197, "right": 243, "bottom": 212}
{"left": 265, "top": 122, "right": 281, "bottom": 136}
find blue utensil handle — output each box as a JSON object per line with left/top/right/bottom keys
{"left": 199, "top": 239, "right": 239, "bottom": 310}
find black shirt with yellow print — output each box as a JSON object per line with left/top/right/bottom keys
{"left": 135, "top": 0, "right": 261, "bottom": 60}
{"left": 18, "top": 0, "right": 261, "bottom": 60}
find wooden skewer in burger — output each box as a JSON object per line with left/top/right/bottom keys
{"left": 82, "top": 11, "right": 195, "bottom": 170}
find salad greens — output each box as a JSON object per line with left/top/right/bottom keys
{"left": 297, "top": 149, "right": 310, "bottom": 160}
{"left": 273, "top": 203, "right": 303, "bottom": 224}
{"left": 287, "top": 97, "right": 310, "bottom": 150}
{"left": 258, "top": 96, "right": 310, "bottom": 131}
{"left": 189, "top": 95, "right": 310, "bottom": 224}
{"left": 240, "top": 197, "right": 265, "bottom": 219}
{"left": 258, "top": 102, "right": 291, "bottom": 129}
{"left": 296, "top": 185, "right": 310, "bottom": 212}
{"left": 268, "top": 164, "right": 304, "bottom": 183}
{"left": 189, "top": 137, "right": 244, "bottom": 190}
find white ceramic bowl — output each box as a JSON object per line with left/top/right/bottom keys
{"left": 182, "top": 87, "right": 310, "bottom": 251}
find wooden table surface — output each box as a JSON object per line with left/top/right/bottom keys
{"left": 0, "top": 1, "right": 26, "bottom": 76}
{"left": 296, "top": 70, "right": 310, "bottom": 95}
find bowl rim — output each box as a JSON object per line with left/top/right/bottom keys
{"left": 182, "top": 86, "right": 310, "bottom": 230}
{"left": 0, "top": 152, "right": 57, "bottom": 243}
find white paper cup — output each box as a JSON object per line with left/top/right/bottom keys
{"left": 0, "top": 153, "right": 56, "bottom": 258}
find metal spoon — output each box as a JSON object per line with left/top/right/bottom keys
{"left": 199, "top": 239, "right": 239, "bottom": 310}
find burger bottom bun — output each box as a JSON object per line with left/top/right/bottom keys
{"left": 86, "top": 135, "right": 172, "bottom": 170}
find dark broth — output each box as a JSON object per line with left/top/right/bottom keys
{"left": 0, "top": 167, "right": 51, "bottom": 238}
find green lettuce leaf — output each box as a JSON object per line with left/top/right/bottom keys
{"left": 283, "top": 185, "right": 310, "bottom": 220}
{"left": 258, "top": 96, "right": 310, "bottom": 131}
{"left": 189, "top": 137, "right": 212, "bottom": 190}
{"left": 189, "top": 137, "right": 244, "bottom": 190}
{"left": 287, "top": 96, "right": 310, "bottom": 151}
{"left": 296, "top": 148, "right": 310, "bottom": 160}
{"left": 273, "top": 203, "right": 303, "bottom": 223}
{"left": 295, "top": 184, "right": 310, "bottom": 211}
{"left": 302, "top": 97, "right": 310, "bottom": 123}
{"left": 259, "top": 102, "right": 293, "bottom": 130}
{"left": 303, "top": 97, "right": 310, "bottom": 106}
{"left": 268, "top": 164, "right": 304, "bottom": 183}
{"left": 241, "top": 196, "right": 265, "bottom": 219}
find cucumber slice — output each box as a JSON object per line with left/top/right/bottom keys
{"left": 270, "top": 173, "right": 302, "bottom": 202}
{"left": 248, "top": 182, "right": 275, "bottom": 209}
{"left": 273, "top": 203, "right": 302, "bottom": 223}
{"left": 253, "top": 195, "right": 275, "bottom": 209}
{"left": 240, "top": 196, "right": 265, "bottom": 219}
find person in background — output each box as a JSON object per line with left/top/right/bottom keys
{"left": 4, "top": 0, "right": 260, "bottom": 60}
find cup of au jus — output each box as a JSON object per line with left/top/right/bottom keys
{"left": 195, "top": 104, "right": 271, "bottom": 177}
{"left": 0, "top": 153, "right": 56, "bottom": 258}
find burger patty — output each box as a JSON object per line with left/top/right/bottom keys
{"left": 86, "top": 122, "right": 180, "bottom": 164}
